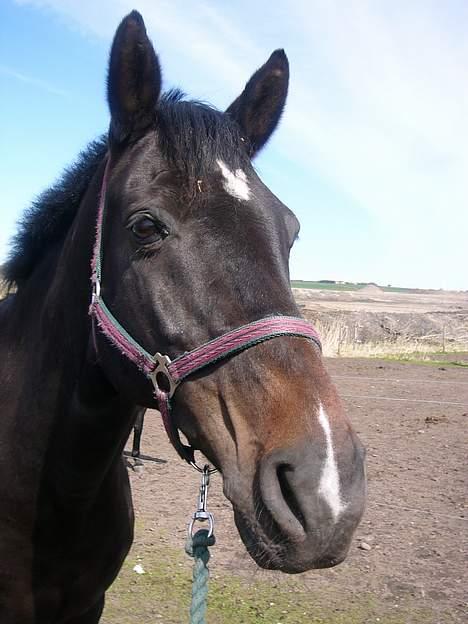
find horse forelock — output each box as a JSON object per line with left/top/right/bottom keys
{"left": 155, "top": 89, "right": 250, "bottom": 180}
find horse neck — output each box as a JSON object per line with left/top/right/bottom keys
{"left": 13, "top": 159, "right": 136, "bottom": 500}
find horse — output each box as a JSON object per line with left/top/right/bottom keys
{"left": 0, "top": 11, "right": 366, "bottom": 623}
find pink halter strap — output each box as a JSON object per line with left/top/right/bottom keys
{"left": 89, "top": 157, "right": 322, "bottom": 464}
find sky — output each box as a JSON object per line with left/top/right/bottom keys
{"left": 1, "top": 0, "right": 467, "bottom": 290}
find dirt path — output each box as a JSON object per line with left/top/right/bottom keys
{"left": 102, "top": 358, "right": 467, "bottom": 623}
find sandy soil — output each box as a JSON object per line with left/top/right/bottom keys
{"left": 102, "top": 358, "right": 468, "bottom": 623}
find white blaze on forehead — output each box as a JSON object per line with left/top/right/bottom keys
{"left": 317, "top": 403, "right": 348, "bottom": 522}
{"left": 216, "top": 159, "right": 250, "bottom": 201}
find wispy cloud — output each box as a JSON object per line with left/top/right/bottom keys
{"left": 0, "top": 64, "right": 69, "bottom": 98}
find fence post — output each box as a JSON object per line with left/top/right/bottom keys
{"left": 442, "top": 325, "right": 446, "bottom": 354}
{"left": 337, "top": 324, "right": 347, "bottom": 357}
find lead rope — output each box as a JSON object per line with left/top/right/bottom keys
{"left": 185, "top": 465, "right": 216, "bottom": 624}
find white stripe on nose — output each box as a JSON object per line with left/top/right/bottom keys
{"left": 317, "top": 403, "right": 347, "bottom": 522}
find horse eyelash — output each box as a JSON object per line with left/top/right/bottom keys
{"left": 132, "top": 246, "right": 160, "bottom": 261}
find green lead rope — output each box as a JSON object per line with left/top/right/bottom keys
{"left": 185, "top": 529, "right": 216, "bottom": 624}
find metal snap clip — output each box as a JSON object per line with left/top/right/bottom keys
{"left": 188, "top": 465, "right": 215, "bottom": 538}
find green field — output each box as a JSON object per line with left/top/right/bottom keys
{"left": 291, "top": 280, "right": 415, "bottom": 293}
{"left": 291, "top": 280, "right": 359, "bottom": 291}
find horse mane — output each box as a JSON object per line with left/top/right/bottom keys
{"left": 3, "top": 90, "right": 248, "bottom": 287}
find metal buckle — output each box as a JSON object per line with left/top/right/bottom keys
{"left": 91, "top": 279, "right": 101, "bottom": 304}
{"left": 188, "top": 465, "right": 215, "bottom": 538}
{"left": 149, "top": 352, "right": 180, "bottom": 398}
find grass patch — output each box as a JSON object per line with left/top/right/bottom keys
{"left": 378, "top": 354, "right": 468, "bottom": 368}
{"left": 291, "top": 281, "right": 417, "bottom": 293}
{"left": 309, "top": 317, "right": 468, "bottom": 359}
{"left": 101, "top": 534, "right": 447, "bottom": 624}
{"left": 292, "top": 281, "right": 359, "bottom": 291}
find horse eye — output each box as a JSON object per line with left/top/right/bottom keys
{"left": 131, "top": 217, "right": 168, "bottom": 242}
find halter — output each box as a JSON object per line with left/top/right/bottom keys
{"left": 90, "top": 157, "right": 322, "bottom": 465}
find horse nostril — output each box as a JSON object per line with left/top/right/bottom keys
{"left": 276, "top": 464, "right": 307, "bottom": 532}
{"left": 259, "top": 455, "right": 307, "bottom": 543}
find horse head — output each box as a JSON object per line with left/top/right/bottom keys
{"left": 94, "top": 11, "right": 366, "bottom": 574}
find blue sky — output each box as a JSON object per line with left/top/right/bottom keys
{"left": 1, "top": 0, "right": 467, "bottom": 289}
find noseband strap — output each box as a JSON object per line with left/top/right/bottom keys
{"left": 90, "top": 157, "right": 322, "bottom": 464}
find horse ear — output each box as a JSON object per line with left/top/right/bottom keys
{"left": 107, "top": 11, "right": 161, "bottom": 143}
{"left": 226, "top": 50, "right": 289, "bottom": 157}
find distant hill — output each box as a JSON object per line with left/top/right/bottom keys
{"left": 290, "top": 280, "right": 444, "bottom": 294}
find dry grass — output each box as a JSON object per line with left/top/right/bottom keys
{"left": 314, "top": 317, "right": 468, "bottom": 359}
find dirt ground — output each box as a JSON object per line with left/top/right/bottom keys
{"left": 293, "top": 287, "right": 468, "bottom": 315}
{"left": 102, "top": 358, "right": 467, "bottom": 624}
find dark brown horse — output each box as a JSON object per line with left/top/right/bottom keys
{"left": 0, "top": 11, "right": 366, "bottom": 623}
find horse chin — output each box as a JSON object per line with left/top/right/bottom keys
{"left": 232, "top": 508, "right": 350, "bottom": 574}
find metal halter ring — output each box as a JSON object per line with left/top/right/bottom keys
{"left": 149, "top": 352, "right": 180, "bottom": 398}
{"left": 190, "top": 461, "right": 217, "bottom": 475}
